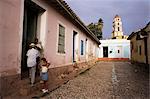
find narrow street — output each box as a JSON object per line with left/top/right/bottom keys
{"left": 42, "top": 62, "right": 149, "bottom": 99}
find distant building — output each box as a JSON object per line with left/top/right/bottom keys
{"left": 98, "top": 15, "right": 130, "bottom": 60}
{"left": 112, "top": 15, "right": 128, "bottom": 39}
{"left": 128, "top": 22, "right": 150, "bottom": 66}
{"left": 98, "top": 39, "right": 130, "bottom": 60}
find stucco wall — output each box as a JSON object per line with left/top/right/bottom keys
{"left": 148, "top": 34, "right": 150, "bottom": 65}
{"left": 145, "top": 24, "right": 150, "bottom": 65}
{"left": 0, "top": 0, "right": 99, "bottom": 76}
{"left": 130, "top": 35, "right": 146, "bottom": 63}
{"left": 34, "top": 0, "right": 99, "bottom": 67}
{"left": 0, "top": 0, "right": 22, "bottom": 75}
{"left": 99, "top": 39, "right": 130, "bottom": 58}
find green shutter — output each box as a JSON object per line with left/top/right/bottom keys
{"left": 58, "top": 24, "right": 65, "bottom": 53}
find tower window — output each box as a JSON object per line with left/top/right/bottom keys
{"left": 118, "top": 27, "right": 120, "bottom": 31}
{"left": 118, "top": 23, "right": 119, "bottom": 25}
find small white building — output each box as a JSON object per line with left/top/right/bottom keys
{"left": 99, "top": 39, "right": 130, "bottom": 59}
{"left": 98, "top": 15, "right": 130, "bottom": 60}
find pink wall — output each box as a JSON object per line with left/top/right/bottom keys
{"left": 0, "top": 0, "right": 22, "bottom": 75}
{"left": 0, "top": 0, "right": 99, "bottom": 76}
{"left": 40, "top": 1, "right": 98, "bottom": 67}
{"left": 31, "top": 0, "right": 99, "bottom": 67}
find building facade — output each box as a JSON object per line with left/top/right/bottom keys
{"left": 128, "top": 22, "right": 150, "bottom": 66}
{"left": 0, "top": 0, "right": 100, "bottom": 96}
{"left": 99, "top": 39, "right": 130, "bottom": 60}
{"left": 112, "top": 15, "right": 128, "bottom": 39}
{"left": 98, "top": 15, "right": 130, "bottom": 61}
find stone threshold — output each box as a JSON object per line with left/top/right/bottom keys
{"left": 98, "top": 58, "right": 129, "bottom": 61}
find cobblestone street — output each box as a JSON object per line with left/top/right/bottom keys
{"left": 45, "top": 62, "right": 149, "bottom": 99}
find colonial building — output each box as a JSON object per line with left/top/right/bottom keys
{"left": 128, "top": 22, "right": 150, "bottom": 66}
{"left": 0, "top": 0, "right": 100, "bottom": 96}
{"left": 98, "top": 15, "right": 130, "bottom": 60}
{"left": 112, "top": 15, "right": 128, "bottom": 39}
{"left": 99, "top": 39, "right": 130, "bottom": 60}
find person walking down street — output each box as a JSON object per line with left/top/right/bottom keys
{"left": 40, "top": 58, "right": 50, "bottom": 93}
{"left": 26, "top": 43, "right": 40, "bottom": 86}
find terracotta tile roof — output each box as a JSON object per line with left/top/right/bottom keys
{"left": 114, "top": 14, "right": 120, "bottom": 18}
{"left": 128, "top": 22, "right": 150, "bottom": 40}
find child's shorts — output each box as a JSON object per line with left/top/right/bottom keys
{"left": 41, "top": 72, "right": 48, "bottom": 81}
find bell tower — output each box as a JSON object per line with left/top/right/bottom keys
{"left": 112, "top": 15, "right": 124, "bottom": 39}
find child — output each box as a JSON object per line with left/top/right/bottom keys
{"left": 40, "top": 58, "right": 50, "bottom": 93}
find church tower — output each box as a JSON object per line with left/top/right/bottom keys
{"left": 112, "top": 15, "right": 124, "bottom": 39}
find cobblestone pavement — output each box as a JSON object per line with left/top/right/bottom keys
{"left": 44, "top": 62, "right": 149, "bottom": 99}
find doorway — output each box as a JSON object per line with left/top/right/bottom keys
{"left": 21, "top": 0, "right": 45, "bottom": 78}
{"left": 85, "top": 38, "right": 88, "bottom": 61}
{"left": 103, "top": 47, "right": 108, "bottom": 57}
{"left": 73, "top": 31, "right": 78, "bottom": 62}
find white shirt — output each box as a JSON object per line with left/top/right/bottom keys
{"left": 26, "top": 48, "right": 40, "bottom": 67}
{"left": 41, "top": 66, "right": 48, "bottom": 73}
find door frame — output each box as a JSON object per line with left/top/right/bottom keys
{"left": 73, "top": 31, "right": 78, "bottom": 62}
{"left": 21, "top": 0, "right": 46, "bottom": 79}
{"left": 85, "top": 38, "right": 88, "bottom": 61}
{"left": 103, "top": 46, "right": 108, "bottom": 58}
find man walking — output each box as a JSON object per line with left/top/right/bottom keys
{"left": 26, "top": 43, "right": 40, "bottom": 86}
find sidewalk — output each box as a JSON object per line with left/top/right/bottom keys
{"left": 3, "top": 60, "right": 96, "bottom": 99}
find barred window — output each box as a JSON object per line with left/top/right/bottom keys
{"left": 58, "top": 24, "right": 65, "bottom": 53}
{"left": 118, "top": 27, "right": 120, "bottom": 31}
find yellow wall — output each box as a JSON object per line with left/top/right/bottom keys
{"left": 148, "top": 35, "right": 150, "bottom": 64}
{"left": 145, "top": 25, "right": 150, "bottom": 64}
{"left": 130, "top": 35, "right": 146, "bottom": 63}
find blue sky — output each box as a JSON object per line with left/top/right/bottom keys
{"left": 64, "top": 0, "right": 150, "bottom": 39}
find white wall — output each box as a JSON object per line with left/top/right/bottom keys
{"left": 99, "top": 39, "right": 130, "bottom": 58}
